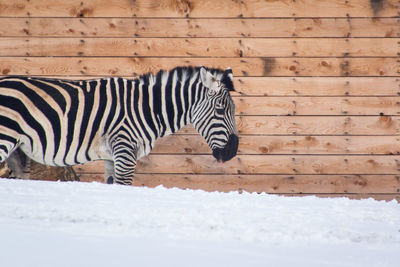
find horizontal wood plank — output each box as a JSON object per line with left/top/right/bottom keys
{"left": 74, "top": 155, "right": 400, "bottom": 174}
{"left": 152, "top": 135, "right": 400, "bottom": 155}
{"left": 14, "top": 76, "right": 398, "bottom": 96}
{"left": 275, "top": 194, "right": 400, "bottom": 201}
{"left": 241, "top": 38, "right": 400, "bottom": 58}
{"left": 0, "top": 57, "right": 398, "bottom": 77}
{"left": 75, "top": 173, "right": 400, "bottom": 194}
{"left": 177, "top": 116, "right": 400, "bottom": 135}
{"left": 131, "top": 174, "right": 400, "bottom": 194}
{"left": 234, "top": 77, "right": 400, "bottom": 96}
{"left": 1, "top": 37, "right": 398, "bottom": 57}
{"left": 0, "top": 0, "right": 398, "bottom": 18}
{"left": 1, "top": 18, "right": 398, "bottom": 38}
{"left": 234, "top": 97, "right": 400, "bottom": 116}
{"left": 241, "top": 0, "right": 400, "bottom": 18}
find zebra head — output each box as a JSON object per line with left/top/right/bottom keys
{"left": 192, "top": 66, "right": 239, "bottom": 163}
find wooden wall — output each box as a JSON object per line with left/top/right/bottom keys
{"left": 0, "top": 0, "right": 399, "bottom": 200}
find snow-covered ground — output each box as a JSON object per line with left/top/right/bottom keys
{"left": 0, "top": 179, "right": 399, "bottom": 267}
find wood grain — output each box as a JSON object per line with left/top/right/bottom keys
{"left": 1, "top": 37, "right": 398, "bottom": 57}
{"left": 1, "top": 0, "right": 399, "bottom": 197}
{"left": 0, "top": 0, "right": 398, "bottom": 17}
{"left": 132, "top": 174, "right": 400, "bottom": 194}
{"left": 75, "top": 173, "right": 400, "bottom": 194}
{"left": 0, "top": 57, "right": 398, "bottom": 77}
{"left": 1, "top": 18, "right": 398, "bottom": 38}
{"left": 177, "top": 116, "right": 400, "bottom": 135}
{"left": 234, "top": 97, "right": 400, "bottom": 116}
{"left": 275, "top": 194, "right": 400, "bottom": 201}
{"left": 74, "top": 155, "right": 400, "bottom": 174}
{"left": 233, "top": 77, "right": 400, "bottom": 96}
{"left": 151, "top": 135, "right": 400, "bottom": 155}
{"left": 17, "top": 77, "right": 398, "bottom": 96}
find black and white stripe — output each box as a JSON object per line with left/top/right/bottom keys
{"left": 0, "top": 66, "right": 238, "bottom": 185}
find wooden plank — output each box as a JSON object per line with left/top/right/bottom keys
{"left": 1, "top": 18, "right": 398, "bottom": 38}
{"left": 0, "top": 0, "right": 242, "bottom": 18}
{"left": 0, "top": 0, "right": 398, "bottom": 18}
{"left": 276, "top": 194, "right": 400, "bottom": 202}
{"left": 241, "top": 38, "right": 400, "bottom": 58}
{"left": 74, "top": 155, "right": 400, "bottom": 174}
{"left": 0, "top": 37, "right": 243, "bottom": 57}
{"left": 11, "top": 76, "right": 397, "bottom": 96}
{"left": 234, "top": 77, "right": 400, "bottom": 96}
{"left": 234, "top": 97, "right": 400, "bottom": 116}
{"left": 75, "top": 173, "right": 400, "bottom": 194}
{"left": 131, "top": 174, "right": 400, "bottom": 194}
{"left": 177, "top": 116, "right": 400, "bottom": 135}
{"left": 242, "top": 0, "right": 400, "bottom": 18}
{"left": 1, "top": 37, "right": 399, "bottom": 57}
{"left": 151, "top": 135, "right": 400, "bottom": 155}
{"left": 0, "top": 57, "right": 398, "bottom": 77}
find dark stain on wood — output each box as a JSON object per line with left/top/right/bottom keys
{"left": 370, "top": 0, "right": 384, "bottom": 16}
{"left": 78, "top": 8, "right": 94, "bottom": 17}
{"left": 261, "top": 57, "right": 275, "bottom": 76}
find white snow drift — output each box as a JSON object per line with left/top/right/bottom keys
{"left": 0, "top": 179, "right": 399, "bottom": 267}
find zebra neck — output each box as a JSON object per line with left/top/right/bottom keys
{"left": 154, "top": 73, "right": 199, "bottom": 138}
{"left": 128, "top": 70, "right": 200, "bottom": 140}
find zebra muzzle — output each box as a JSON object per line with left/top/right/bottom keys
{"left": 212, "top": 134, "right": 239, "bottom": 163}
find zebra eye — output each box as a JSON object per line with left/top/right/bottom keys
{"left": 216, "top": 108, "right": 225, "bottom": 115}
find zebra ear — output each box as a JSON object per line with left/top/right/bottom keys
{"left": 224, "top": 67, "right": 233, "bottom": 81}
{"left": 200, "top": 66, "right": 219, "bottom": 93}
{"left": 222, "top": 67, "right": 235, "bottom": 92}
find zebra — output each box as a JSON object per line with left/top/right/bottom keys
{"left": 0, "top": 66, "right": 239, "bottom": 185}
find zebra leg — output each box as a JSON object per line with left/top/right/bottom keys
{"left": 6, "top": 148, "right": 31, "bottom": 179}
{"left": 110, "top": 138, "right": 138, "bottom": 185}
{"left": 104, "top": 160, "right": 115, "bottom": 184}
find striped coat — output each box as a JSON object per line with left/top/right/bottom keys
{"left": 0, "top": 66, "right": 238, "bottom": 185}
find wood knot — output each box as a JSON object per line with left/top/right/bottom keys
{"left": 305, "top": 136, "right": 313, "bottom": 141}
{"left": 321, "top": 61, "right": 330, "bottom": 67}
{"left": 2, "top": 69, "right": 10, "bottom": 75}
{"left": 378, "top": 115, "right": 393, "bottom": 128}
{"left": 354, "top": 177, "right": 368, "bottom": 187}
{"left": 184, "top": 148, "right": 193, "bottom": 153}
{"left": 258, "top": 146, "right": 269, "bottom": 154}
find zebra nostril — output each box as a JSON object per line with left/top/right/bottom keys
{"left": 228, "top": 134, "right": 238, "bottom": 147}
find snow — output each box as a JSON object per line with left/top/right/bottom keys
{"left": 0, "top": 179, "right": 399, "bottom": 267}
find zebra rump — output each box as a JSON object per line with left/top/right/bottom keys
{"left": 0, "top": 66, "right": 238, "bottom": 185}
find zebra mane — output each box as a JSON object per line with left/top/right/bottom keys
{"left": 136, "top": 66, "right": 235, "bottom": 92}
